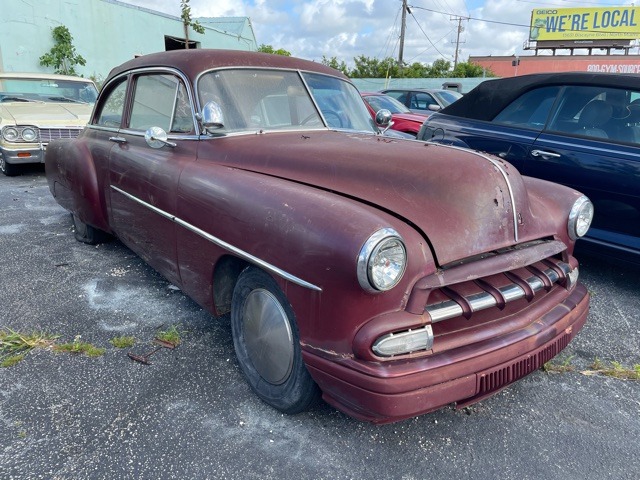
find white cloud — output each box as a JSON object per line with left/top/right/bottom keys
{"left": 120, "top": 0, "right": 617, "bottom": 67}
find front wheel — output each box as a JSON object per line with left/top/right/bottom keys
{"left": 0, "top": 157, "right": 19, "bottom": 176}
{"left": 231, "top": 266, "right": 320, "bottom": 414}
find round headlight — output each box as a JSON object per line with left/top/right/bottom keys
{"left": 357, "top": 228, "right": 407, "bottom": 293}
{"left": 2, "top": 127, "right": 19, "bottom": 142}
{"left": 21, "top": 127, "right": 37, "bottom": 142}
{"left": 568, "top": 195, "right": 594, "bottom": 240}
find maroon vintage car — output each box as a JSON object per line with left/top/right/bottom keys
{"left": 45, "top": 50, "right": 593, "bottom": 423}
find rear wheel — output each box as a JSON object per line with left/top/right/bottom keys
{"left": 72, "top": 214, "right": 109, "bottom": 244}
{"left": 231, "top": 266, "right": 320, "bottom": 414}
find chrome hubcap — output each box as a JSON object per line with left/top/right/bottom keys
{"left": 242, "top": 288, "right": 294, "bottom": 385}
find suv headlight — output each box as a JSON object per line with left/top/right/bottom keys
{"left": 568, "top": 195, "right": 594, "bottom": 240}
{"left": 2, "top": 127, "right": 19, "bottom": 142}
{"left": 357, "top": 228, "right": 407, "bottom": 293}
{"left": 21, "top": 127, "right": 37, "bottom": 142}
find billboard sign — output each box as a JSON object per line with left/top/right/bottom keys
{"left": 530, "top": 7, "right": 640, "bottom": 41}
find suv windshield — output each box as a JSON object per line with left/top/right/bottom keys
{"left": 0, "top": 77, "right": 98, "bottom": 104}
{"left": 197, "top": 69, "right": 376, "bottom": 134}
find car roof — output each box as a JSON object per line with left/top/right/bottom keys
{"left": 106, "top": 49, "right": 347, "bottom": 85}
{"left": 0, "top": 72, "right": 94, "bottom": 83}
{"left": 382, "top": 88, "right": 447, "bottom": 93}
{"left": 441, "top": 72, "right": 640, "bottom": 121}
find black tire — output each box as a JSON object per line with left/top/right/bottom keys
{"left": 72, "top": 214, "right": 109, "bottom": 244}
{"left": 0, "top": 157, "right": 19, "bottom": 176}
{"left": 231, "top": 266, "right": 320, "bottom": 414}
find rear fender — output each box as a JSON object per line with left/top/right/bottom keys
{"left": 45, "top": 138, "right": 111, "bottom": 233}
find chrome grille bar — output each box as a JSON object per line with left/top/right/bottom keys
{"left": 39, "top": 128, "right": 83, "bottom": 143}
{"left": 425, "top": 263, "right": 573, "bottom": 323}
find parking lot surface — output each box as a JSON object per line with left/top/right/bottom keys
{"left": 1, "top": 169, "right": 639, "bottom": 480}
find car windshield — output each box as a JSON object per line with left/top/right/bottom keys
{"left": 0, "top": 77, "right": 98, "bottom": 104}
{"left": 363, "top": 94, "right": 411, "bottom": 114}
{"left": 433, "top": 90, "right": 463, "bottom": 106}
{"left": 197, "top": 69, "right": 377, "bottom": 134}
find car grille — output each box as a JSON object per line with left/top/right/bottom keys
{"left": 477, "top": 331, "right": 571, "bottom": 395}
{"left": 425, "top": 259, "right": 571, "bottom": 323}
{"left": 38, "top": 128, "right": 84, "bottom": 143}
{"left": 3, "top": 126, "right": 84, "bottom": 144}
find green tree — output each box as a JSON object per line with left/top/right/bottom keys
{"left": 257, "top": 44, "right": 292, "bottom": 56}
{"left": 427, "top": 59, "right": 452, "bottom": 78}
{"left": 451, "top": 60, "right": 495, "bottom": 78}
{"left": 321, "top": 56, "right": 349, "bottom": 75}
{"left": 39, "top": 26, "right": 86, "bottom": 76}
{"left": 350, "top": 56, "right": 399, "bottom": 78}
{"left": 402, "top": 62, "right": 429, "bottom": 78}
{"left": 181, "top": 0, "right": 205, "bottom": 50}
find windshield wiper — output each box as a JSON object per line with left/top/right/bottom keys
{"left": 0, "top": 96, "right": 33, "bottom": 103}
{"left": 47, "top": 96, "right": 85, "bottom": 104}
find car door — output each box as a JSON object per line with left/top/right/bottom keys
{"left": 108, "top": 71, "right": 199, "bottom": 285}
{"left": 523, "top": 85, "right": 640, "bottom": 251}
{"left": 427, "top": 86, "right": 561, "bottom": 171}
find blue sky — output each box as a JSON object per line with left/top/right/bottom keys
{"left": 123, "top": 0, "right": 637, "bottom": 67}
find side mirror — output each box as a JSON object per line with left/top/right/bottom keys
{"left": 144, "top": 126, "right": 176, "bottom": 149}
{"left": 428, "top": 104, "right": 441, "bottom": 111}
{"left": 200, "top": 101, "right": 225, "bottom": 133}
{"left": 375, "top": 109, "right": 393, "bottom": 127}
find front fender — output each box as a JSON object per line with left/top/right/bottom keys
{"left": 176, "top": 163, "right": 436, "bottom": 354}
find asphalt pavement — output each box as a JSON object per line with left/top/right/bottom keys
{"left": 1, "top": 167, "right": 639, "bottom": 480}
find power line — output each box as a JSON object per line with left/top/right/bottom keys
{"left": 408, "top": 9, "right": 450, "bottom": 61}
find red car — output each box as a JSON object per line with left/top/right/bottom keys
{"left": 361, "top": 92, "right": 429, "bottom": 137}
{"left": 45, "top": 50, "right": 592, "bottom": 423}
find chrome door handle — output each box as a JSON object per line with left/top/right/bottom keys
{"left": 531, "top": 149, "right": 561, "bottom": 158}
{"left": 109, "top": 136, "right": 127, "bottom": 144}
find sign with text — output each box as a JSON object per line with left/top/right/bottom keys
{"left": 530, "top": 7, "right": 640, "bottom": 41}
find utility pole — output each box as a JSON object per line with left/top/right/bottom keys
{"left": 451, "top": 16, "right": 467, "bottom": 68}
{"left": 398, "top": 0, "right": 409, "bottom": 75}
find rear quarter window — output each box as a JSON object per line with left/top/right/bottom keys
{"left": 492, "top": 86, "right": 560, "bottom": 130}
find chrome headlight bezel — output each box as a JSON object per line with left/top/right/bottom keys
{"left": 568, "top": 195, "right": 594, "bottom": 240}
{"left": 2, "top": 127, "right": 19, "bottom": 142}
{"left": 21, "top": 127, "right": 38, "bottom": 142}
{"left": 357, "top": 228, "right": 407, "bottom": 293}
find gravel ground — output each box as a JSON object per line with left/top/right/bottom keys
{"left": 1, "top": 168, "right": 639, "bottom": 480}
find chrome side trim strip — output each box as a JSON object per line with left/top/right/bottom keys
{"left": 110, "top": 185, "right": 322, "bottom": 292}
{"left": 425, "top": 264, "right": 573, "bottom": 323}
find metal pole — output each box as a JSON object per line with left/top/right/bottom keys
{"left": 399, "top": 0, "right": 407, "bottom": 75}
{"left": 454, "top": 17, "right": 462, "bottom": 68}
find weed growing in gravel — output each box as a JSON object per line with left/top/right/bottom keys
{"left": 587, "top": 358, "right": 640, "bottom": 380}
{"left": 0, "top": 328, "right": 58, "bottom": 367}
{"left": 53, "top": 335, "right": 105, "bottom": 357}
{"left": 543, "top": 355, "right": 576, "bottom": 374}
{"left": 110, "top": 336, "right": 136, "bottom": 348}
{"left": 155, "top": 324, "right": 184, "bottom": 347}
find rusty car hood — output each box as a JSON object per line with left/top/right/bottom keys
{"left": 207, "top": 131, "right": 556, "bottom": 265}
{"left": 0, "top": 102, "right": 92, "bottom": 127}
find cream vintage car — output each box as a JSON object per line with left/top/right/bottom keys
{"left": 0, "top": 72, "right": 98, "bottom": 176}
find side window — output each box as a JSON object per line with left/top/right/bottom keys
{"left": 94, "top": 79, "right": 128, "bottom": 128}
{"left": 129, "top": 74, "right": 194, "bottom": 133}
{"left": 493, "top": 86, "right": 560, "bottom": 130}
{"left": 414, "top": 92, "right": 437, "bottom": 109}
{"left": 548, "top": 86, "right": 640, "bottom": 144}
{"left": 384, "top": 91, "right": 406, "bottom": 105}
